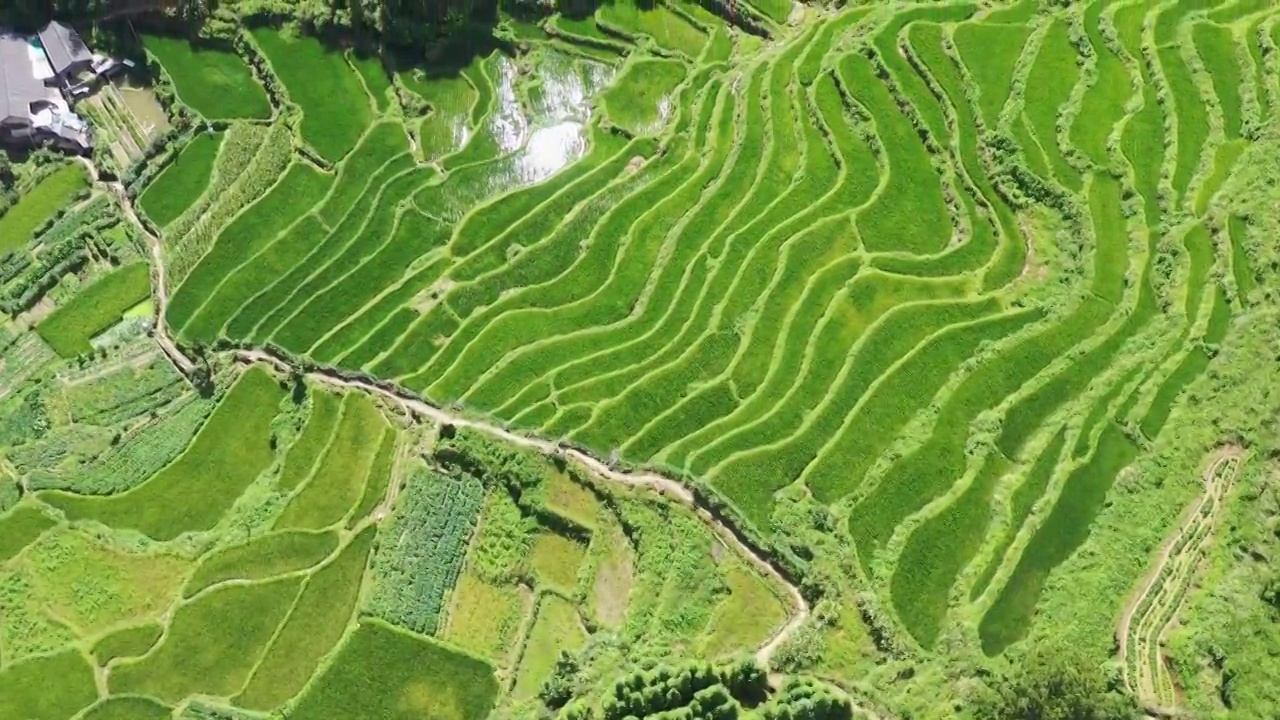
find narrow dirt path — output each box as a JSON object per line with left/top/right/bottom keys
{"left": 84, "top": 158, "right": 195, "bottom": 377}
{"left": 1116, "top": 446, "right": 1243, "bottom": 715}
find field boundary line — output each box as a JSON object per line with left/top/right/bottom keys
{"left": 1116, "top": 446, "right": 1243, "bottom": 715}
{"left": 431, "top": 138, "right": 712, "bottom": 398}
{"left": 454, "top": 84, "right": 738, "bottom": 406}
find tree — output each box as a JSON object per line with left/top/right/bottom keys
{"left": 541, "top": 651, "right": 581, "bottom": 710}
{"left": 974, "top": 648, "right": 1138, "bottom": 720}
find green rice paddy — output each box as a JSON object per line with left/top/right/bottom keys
{"left": 149, "top": 0, "right": 1245, "bottom": 661}
{"left": 0, "top": 0, "right": 1266, "bottom": 715}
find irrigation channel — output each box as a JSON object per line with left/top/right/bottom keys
{"left": 1116, "top": 447, "right": 1243, "bottom": 717}
{"left": 111, "top": 161, "right": 828, "bottom": 698}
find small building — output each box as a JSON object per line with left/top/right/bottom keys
{"left": 0, "top": 33, "right": 91, "bottom": 154}
{"left": 36, "top": 21, "right": 94, "bottom": 82}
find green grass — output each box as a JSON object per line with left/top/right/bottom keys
{"left": 251, "top": 28, "right": 372, "bottom": 161}
{"left": 236, "top": 528, "right": 376, "bottom": 711}
{"left": 0, "top": 570, "right": 78, "bottom": 660}
{"left": 544, "top": 470, "right": 600, "bottom": 529}
{"left": 1023, "top": 19, "right": 1083, "bottom": 190}
{"left": 80, "top": 696, "right": 172, "bottom": 720}
{"left": 277, "top": 390, "right": 345, "bottom": 492}
{"left": 443, "top": 571, "right": 527, "bottom": 662}
{"left": 1194, "top": 139, "right": 1247, "bottom": 215}
{"left": 349, "top": 51, "right": 392, "bottom": 112}
{"left": 111, "top": 574, "right": 303, "bottom": 702}
{"left": 1228, "top": 215, "right": 1255, "bottom": 303}
{"left": 91, "top": 622, "right": 164, "bottom": 665}
{"left": 275, "top": 393, "right": 389, "bottom": 530}
{"left": 986, "top": 0, "right": 1036, "bottom": 23}
{"left": 1114, "top": 3, "right": 1165, "bottom": 227}
{"left": 221, "top": 152, "right": 421, "bottom": 342}
{"left": 904, "top": 22, "right": 1025, "bottom": 289}
{"left": 796, "top": 304, "right": 1023, "bottom": 501}
{"left": 979, "top": 425, "right": 1138, "bottom": 655}
{"left": 709, "top": 301, "right": 1016, "bottom": 529}
{"left": 290, "top": 620, "right": 499, "bottom": 720}
{"left": 426, "top": 101, "right": 738, "bottom": 407}
{"left": 37, "top": 263, "right": 152, "bottom": 358}
{"left": 0, "top": 649, "right": 98, "bottom": 720}
{"left": 678, "top": 271, "right": 967, "bottom": 474}
{"left": 346, "top": 428, "right": 398, "bottom": 528}
{"left": 0, "top": 164, "right": 90, "bottom": 254}
{"left": 953, "top": 21, "right": 1032, "bottom": 128}
{"left": 1182, "top": 222, "right": 1214, "bottom": 319}
{"left": 1160, "top": 43, "right": 1211, "bottom": 206}
{"left": 872, "top": 4, "right": 975, "bottom": 144}
{"left": 553, "top": 14, "right": 613, "bottom": 43}
{"left": 169, "top": 162, "right": 334, "bottom": 337}
{"left": 1193, "top": 22, "right": 1245, "bottom": 139}
{"left": 847, "top": 297, "right": 1112, "bottom": 567}
{"left": 0, "top": 504, "right": 56, "bottom": 564}
{"left": 260, "top": 192, "right": 445, "bottom": 352}
{"left": 42, "top": 367, "right": 287, "bottom": 541}
{"left": 841, "top": 53, "right": 952, "bottom": 255}
{"left": 184, "top": 529, "right": 339, "bottom": 598}
{"left": 1071, "top": 0, "right": 1133, "bottom": 165}
{"left": 602, "top": 57, "right": 687, "bottom": 136}
{"left": 744, "top": 0, "right": 790, "bottom": 24}
{"left": 1204, "top": 284, "right": 1232, "bottom": 345}
{"left": 21, "top": 528, "right": 189, "bottom": 636}
{"left": 430, "top": 91, "right": 732, "bottom": 404}
{"left": 399, "top": 68, "right": 478, "bottom": 162}
{"left": 1139, "top": 291, "right": 1230, "bottom": 442}
{"left": 1208, "top": 0, "right": 1271, "bottom": 22}
{"left": 530, "top": 531, "right": 587, "bottom": 592}
{"left": 892, "top": 452, "right": 1010, "bottom": 648}
{"left": 798, "top": 10, "right": 870, "bottom": 85}
{"left": 1086, "top": 173, "right": 1132, "bottom": 304}
{"left": 513, "top": 593, "right": 588, "bottom": 700}
{"left": 598, "top": 0, "right": 707, "bottom": 57}
{"left": 144, "top": 35, "right": 271, "bottom": 119}
{"left": 1140, "top": 347, "right": 1212, "bottom": 440}
{"left": 970, "top": 428, "right": 1069, "bottom": 601}
{"left": 139, "top": 131, "right": 223, "bottom": 228}
{"left": 700, "top": 562, "right": 787, "bottom": 658}
{"left": 1252, "top": 17, "right": 1272, "bottom": 121}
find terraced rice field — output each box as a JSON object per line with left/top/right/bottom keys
{"left": 135, "top": 0, "right": 1269, "bottom": 664}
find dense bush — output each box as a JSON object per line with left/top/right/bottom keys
{"left": 434, "top": 427, "right": 547, "bottom": 498}
{"left": 972, "top": 648, "right": 1137, "bottom": 720}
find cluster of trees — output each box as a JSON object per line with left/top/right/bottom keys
{"left": 600, "top": 659, "right": 769, "bottom": 720}
{"left": 974, "top": 649, "right": 1138, "bottom": 720}
{"left": 434, "top": 426, "right": 546, "bottom": 498}
{"left": 2, "top": 0, "right": 535, "bottom": 46}
{"left": 551, "top": 657, "right": 855, "bottom": 720}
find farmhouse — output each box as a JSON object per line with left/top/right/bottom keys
{"left": 0, "top": 21, "right": 96, "bottom": 154}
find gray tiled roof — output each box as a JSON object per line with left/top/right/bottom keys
{"left": 0, "top": 35, "right": 43, "bottom": 122}
{"left": 38, "top": 21, "right": 91, "bottom": 75}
